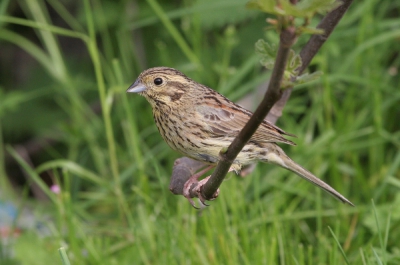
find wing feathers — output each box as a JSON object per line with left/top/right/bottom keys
{"left": 196, "top": 104, "right": 296, "bottom": 146}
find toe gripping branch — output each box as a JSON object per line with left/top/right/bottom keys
{"left": 169, "top": 157, "right": 219, "bottom": 208}
{"left": 170, "top": 157, "right": 255, "bottom": 208}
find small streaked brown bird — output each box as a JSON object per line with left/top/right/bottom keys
{"left": 127, "top": 67, "right": 353, "bottom": 206}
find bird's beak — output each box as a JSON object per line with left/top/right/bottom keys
{"left": 127, "top": 79, "right": 146, "bottom": 93}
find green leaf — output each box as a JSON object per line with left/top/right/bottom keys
{"left": 297, "top": 26, "right": 325, "bottom": 35}
{"left": 282, "top": 71, "right": 323, "bottom": 89}
{"left": 255, "top": 39, "right": 277, "bottom": 69}
{"left": 281, "top": 0, "right": 341, "bottom": 18}
{"left": 286, "top": 49, "right": 302, "bottom": 75}
{"left": 247, "top": 0, "right": 341, "bottom": 18}
{"left": 295, "top": 71, "right": 323, "bottom": 84}
{"left": 36, "top": 160, "right": 106, "bottom": 185}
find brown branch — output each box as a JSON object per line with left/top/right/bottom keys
{"left": 170, "top": 0, "right": 354, "bottom": 201}
{"left": 201, "top": 26, "right": 297, "bottom": 200}
{"left": 268, "top": 0, "right": 354, "bottom": 123}
{"left": 201, "top": 0, "right": 354, "bottom": 200}
{"left": 299, "top": 0, "right": 354, "bottom": 73}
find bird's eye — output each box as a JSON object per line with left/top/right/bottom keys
{"left": 154, "top": 77, "right": 163, "bottom": 86}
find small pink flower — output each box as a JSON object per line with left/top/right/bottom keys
{"left": 50, "top": 185, "right": 61, "bottom": 194}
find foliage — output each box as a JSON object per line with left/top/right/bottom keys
{"left": 0, "top": 0, "right": 400, "bottom": 264}
{"left": 247, "top": 0, "right": 340, "bottom": 18}
{"left": 255, "top": 39, "right": 322, "bottom": 88}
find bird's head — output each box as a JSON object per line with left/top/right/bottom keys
{"left": 127, "top": 67, "right": 191, "bottom": 107}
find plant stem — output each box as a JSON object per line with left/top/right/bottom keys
{"left": 201, "top": 0, "right": 354, "bottom": 200}
{"left": 268, "top": 0, "right": 354, "bottom": 123}
{"left": 202, "top": 26, "right": 297, "bottom": 200}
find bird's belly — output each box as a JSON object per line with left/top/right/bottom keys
{"left": 188, "top": 138, "right": 259, "bottom": 166}
{"left": 153, "top": 113, "right": 259, "bottom": 166}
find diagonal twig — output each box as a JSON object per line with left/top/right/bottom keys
{"left": 268, "top": 0, "right": 354, "bottom": 124}
{"left": 170, "top": 0, "right": 354, "bottom": 201}
{"left": 201, "top": 25, "right": 298, "bottom": 200}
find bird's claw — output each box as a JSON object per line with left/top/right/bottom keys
{"left": 183, "top": 176, "right": 219, "bottom": 209}
{"left": 187, "top": 197, "right": 200, "bottom": 209}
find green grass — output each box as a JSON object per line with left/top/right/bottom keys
{"left": 1, "top": 0, "right": 400, "bottom": 264}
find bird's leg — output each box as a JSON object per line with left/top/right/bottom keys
{"left": 197, "top": 166, "right": 237, "bottom": 206}
{"left": 183, "top": 165, "right": 215, "bottom": 208}
{"left": 184, "top": 166, "right": 236, "bottom": 208}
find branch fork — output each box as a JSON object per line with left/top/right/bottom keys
{"left": 169, "top": 0, "right": 354, "bottom": 206}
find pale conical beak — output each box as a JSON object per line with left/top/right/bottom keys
{"left": 127, "top": 80, "right": 146, "bottom": 93}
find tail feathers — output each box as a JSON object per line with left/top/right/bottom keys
{"left": 262, "top": 146, "right": 354, "bottom": 206}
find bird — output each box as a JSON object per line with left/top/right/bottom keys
{"left": 127, "top": 66, "right": 353, "bottom": 207}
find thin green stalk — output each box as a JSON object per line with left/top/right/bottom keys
{"left": 6, "top": 146, "right": 57, "bottom": 203}
{"left": 0, "top": 121, "right": 13, "bottom": 199}
{"left": 221, "top": 54, "right": 259, "bottom": 95}
{"left": 60, "top": 170, "right": 76, "bottom": 260}
{"left": 94, "top": 0, "right": 114, "bottom": 63}
{"left": 0, "top": 16, "right": 88, "bottom": 41}
{"left": 328, "top": 226, "right": 350, "bottom": 265}
{"left": 113, "top": 60, "right": 145, "bottom": 176}
{"left": 372, "top": 247, "right": 384, "bottom": 265}
{"left": 47, "top": 0, "right": 85, "bottom": 32}
{"left": 59, "top": 247, "right": 71, "bottom": 265}
{"left": 383, "top": 208, "right": 392, "bottom": 264}
{"left": 0, "top": 29, "right": 55, "bottom": 77}
{"left": 84, "top": 1, "right": 118, "bottom": 179}
{"left": 145, "top": 0, "right": 201, "bottom": 68}
{"left": 0, "top": 0, "right": 10, "bottom": 19}
{"left": 24, "top": 0, "right": 67, "bottom": 83}
{"left": 83, "top": 0, "right": 130, "bottom": 223}
{"left": 5, "top": 3, "right": 107, "bottom": 174}
{"left": 372, "top": 200, "right": 386, "bottom": 265}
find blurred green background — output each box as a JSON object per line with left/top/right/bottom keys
{"left": 1, "top": 0, "right": 400, "bottom": 264}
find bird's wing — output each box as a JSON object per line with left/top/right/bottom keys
{"left": 196, "top": 103, "right": 296, "bottom": 146}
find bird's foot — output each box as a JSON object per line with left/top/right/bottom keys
{"left": 182, "top": 164, "right": 239, "bottom": 208}
{"left": 197, "top": 176, "right": 220, "bottom": 205}
{"left": 182, "top": 164, "right": 216, "bottom": 208}
{"left": 183, "top": 175, "right": 220, "bottom": 209}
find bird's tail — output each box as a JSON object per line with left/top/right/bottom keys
{"left": 260, "top": 144, "right": 354, "bottom": 206}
